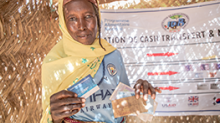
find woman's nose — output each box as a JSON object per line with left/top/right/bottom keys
{"left": 78, "top": 18, "right": 86, "bottom": 31}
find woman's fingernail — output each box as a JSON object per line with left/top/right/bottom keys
{"left": 82, "top": 103, "right": 85, "bottom": 107}
{"left": 81, "top": 98, "right": 86, "bottom": 102}
{"left": 144, "top": 95, "right": 148, "bottom": 101}
{"left": 153, "top": 94, "right": 156, "bottom": 99}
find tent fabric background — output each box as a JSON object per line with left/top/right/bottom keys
{"left": 0, "top": 0, "right": 219, "bottom": 123}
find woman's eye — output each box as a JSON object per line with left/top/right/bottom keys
{"left": 85, "top": 15, "right": 92, "bottom": 19}
{"left": 70, "top": 17, "right": 77, "bottom": 21}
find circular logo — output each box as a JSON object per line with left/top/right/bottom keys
{"left": 107, "top": 63, "right": 117, "bottom": 76}
{"left": 162, "top": 13, "right": 189, "bottom": 32}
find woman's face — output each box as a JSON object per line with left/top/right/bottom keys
{"left": 64, "top": 0, "right": 97, "bottom": 45}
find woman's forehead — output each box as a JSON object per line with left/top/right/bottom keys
{"left": 63, "top": 0, "right": 97, "bottom": 6}
{"left": 64, "top": 0, "right": 95, "bottom": 14}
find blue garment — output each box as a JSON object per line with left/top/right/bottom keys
{"left": 70, "top": 50, "right": 130, "bottom": 123}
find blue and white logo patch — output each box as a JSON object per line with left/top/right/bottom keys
{"left": 107, "top": 63, "right": 117, "bottom": 76}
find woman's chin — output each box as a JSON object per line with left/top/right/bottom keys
{"left": 77, "top": 40, "right": 94, "bottom": 45}
{"left": 76, "top": 36, "right": 96, "bottom": 45}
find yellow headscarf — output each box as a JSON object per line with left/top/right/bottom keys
{"left": 40, "top": 0, "right": 116, "bottom": 122}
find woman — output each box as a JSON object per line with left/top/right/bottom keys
{"left": 41, "top": 0, "right": 160, "bottom": 123}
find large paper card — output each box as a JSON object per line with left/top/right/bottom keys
{"left": 111, "top": 96, "right": 148, "bottom": 118}
{"left": 67, "top": 75, "right": 99, "bottom": 99}
{"left": 110, "top": 82, "right": 158, "bottom": 122}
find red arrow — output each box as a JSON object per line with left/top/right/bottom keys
{"left": 148, "top": 71, "right": 178, "bottom": 76}
{"left": 147, "top": 52, "right": 178, "bottom": 57}
{"left": 159, "top": 86, "right": 179, "bottom": 91}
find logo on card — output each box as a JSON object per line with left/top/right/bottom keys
{"left": 81, "top": 87, "right": 89, "bottom": 94}
{"left": 162, "top": 13, "right": 189, "bottom": 32}
{"left": 213, "top": 97, "right": 220, "bottom": 105}
{"left": 188, "top": 96, "right": 199, "bottom": 106}
{"left": 107, "top": 63, "right": 117, "bottom": 76}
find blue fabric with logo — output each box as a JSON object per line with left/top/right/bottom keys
{"left": 70, "top": 50, "right": 130, "bottom": 123}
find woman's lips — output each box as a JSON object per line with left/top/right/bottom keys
{"left": 78, "top": 34, "right": 90, "bottom": 39}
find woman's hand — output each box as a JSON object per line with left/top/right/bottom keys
{"left": 50, "top": 90, "right": 86, "bottom": 123}
{"left": 133, "top": 79, "right": 161, "bottom": 101}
